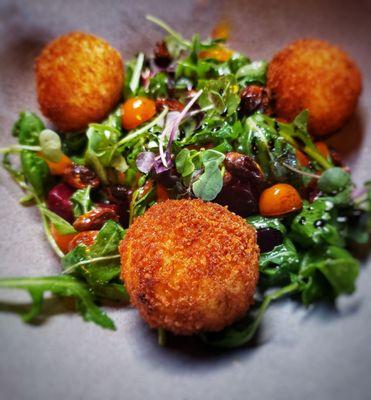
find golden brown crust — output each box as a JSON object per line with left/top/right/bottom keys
{"left": 267, "top": 39, "right": 362, "bottom": 136}
{"left": 120, "top": 199, "right": 259, "bottom": 335}
{"left": 35, "top": 32, "right": 123, "bottom": 132}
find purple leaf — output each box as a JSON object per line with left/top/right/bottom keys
{"left": 136, "top": 151, "right": 156, "bottom": 174}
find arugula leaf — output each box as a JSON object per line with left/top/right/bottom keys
{"left": 39, "top": 205, "right": 76, "bottom": 234}
{"left": 290, "top": 200, "right": 344, "bottom": 248}
{"left": 20, "top": 151, "right": 50, "bottom": 198}
{"left": 259, "top": 238, "right": 299, "bottom": 272}
{"left": 192, "top": 149, "right": 225, "bottom": 201}
{"left": 198, "top": 76, "right": 240, "bottom": 116}
{"left": 238, "top": 112, "right": 300, "bottom": 184}
{"left": 90, "top": 220, "right": 125, "bottom": 257}
{"left": 247, "top": 215, "right": 287, "bottom": 234}
{"left": 148, "top": 72, "right": 169, "bottom": 98}
{"left": 71, "top": 186, "right": 92, "bottom": 218}
{"left": 236, "top": 60, "right": 268, "bottom": 85}
{"left": 299, "top": 246, "right": 359, "bottom": 302}
{"left": 13, "top": 112, "right": 45, "bottom": 145}
{"left": 278, "top": 111, "right": 332, "bottom": 170}
{"left": 259, "top": 239, "right": 299, "bottom": 286}
{"left": 62, "top": 221, "right": 125, "bottom": 286}
{"left": 0, "top": 276, "right": 115, "bottom": 329}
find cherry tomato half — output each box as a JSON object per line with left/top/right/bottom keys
{"left": 259, "top": 183, "right": 303, "bottom": 217}
{"left": 121, "top": 97, "right": 156, "bottom": 130}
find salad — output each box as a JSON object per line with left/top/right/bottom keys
{"left": 0, "top": 16, "right": 370, "bottom": 348}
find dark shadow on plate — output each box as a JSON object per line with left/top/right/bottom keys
{"left": 327, "top": 109, "right": 364, "bottom": 160}
{"left": 0, "top": 296, "right": 75, "bottom": 326}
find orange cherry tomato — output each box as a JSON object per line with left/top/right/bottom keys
{"left": 259, "top": 183, "right": 303, "bottom": 217}
{"left": 121, "top": 97, "right": 156, "bottom": 130}
{"left": 156, "top": 184, "right": 169, "bottom": 202}
{"left": 50, "top": 224, "right": 77, "bottom": 254}
{"left": 315, "top": 142, "right": 330, "bottom": 159}
{"left": 199, "top": 46, "right": 234, "bottom": 62}
{"left": 38, "top": 152, "right": 72, "bottom": 175}
{"left": 296, "top": 149, "right": 310, "bottom": 167}
{"left": 68, "top": 230, "right": 99, "bottom": 252}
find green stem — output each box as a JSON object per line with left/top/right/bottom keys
{"left": 114, "top": 107, "right": 168, "bottom": 149}
{"left": 0, "top": 144, "right": 41, "bottom": 153}
{"left": 157, "top": 328, "right": 167, "bottom": 346}
{"left": 129, "top": 52, "right": 144, "bottom": 94}
{"left": 146, "top": 15, "right": 191, "bottom": 47}
{"left": 40, "top": 211, "right": 65, "bottom": 258}
{"left": 62, "top": 254, "right": 121, "bottom": 275}
{"left": 304, "top": 145, "right": 333, "bottom": 170}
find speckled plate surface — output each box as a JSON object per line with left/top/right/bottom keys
{"left": 0, "top": 1, "right": 370, "bottom": 399}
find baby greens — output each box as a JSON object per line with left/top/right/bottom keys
{"left": 0, "top": 16, "right": 369, "bottom": 346}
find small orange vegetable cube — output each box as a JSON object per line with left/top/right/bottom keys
{"left": 199, "top": 46, "right": 234, "bottom": 62}
{"left": 50, "top": 224, "right": 77, "bottom": 254}
{"left": 38, "top": 152, "right": 73, "bottom": 175}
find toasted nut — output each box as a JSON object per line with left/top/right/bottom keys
{"left": 63, "top": 163, "right": 100, "bottom": 189}
{"left": 154, "top": 41, "right": 172, "bottom": 68}
{"left": 225, "top": 152, "right": 264, "bottom": 183}
{"left": 239, "top": 85, "right": 271, "bottom": 116}
{"left": 68, "top": 230, "right": 99, "bottom": 251}
{"left": 155, "top": 98, "right": 184, "bottom": 112}
{"left": 73, "top": 207, "right": 119, "bottom": 231}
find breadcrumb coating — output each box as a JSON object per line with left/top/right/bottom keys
{"left": 36, "top": 32, "right": 123, "bottom": 132}
{"left": 120, "top": 199, "right": 259, "bottom": 335}
{"left": 267, "top": 39, "right": 361, "bottom": 136}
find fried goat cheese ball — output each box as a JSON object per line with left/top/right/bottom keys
{"left": 267, "top": 39, "right": 362, "bottom": 136}
{"left": 36, "top": 32, "right": 123, "bottom": 132}
{"left": 120, "top": 199, "right": 260, "bottom": 335}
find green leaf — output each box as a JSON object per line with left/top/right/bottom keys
{"left": 62, "top": 221, "right": 125, "bottom": 286}
{"left": 39, "top": 205, "right": 76, "bottom": 234}
{"left": 20, "top": 151, "right": 50, "bottom": 198}
{"left": 259, "top": 238, "right": 299, "bottom": 271}
{"left": 247, "top": 215, "right": 287, "bottom": 234}
{"left": 0, "top": 276, "right": 115, "bottom": 329}
{"left": 39, "top": 129, "right": 63, "bottom": 162}
{"left": 236, "top": 60, "right": 267, "bottom": 85}
{"left": 175, "top": 148, "right": 196, "bottom": 177}
{"left": 192, "top": 149, "right": 225, "bottom": 201}
{"left": 198, "top": 76, "right": 240, "bottom": 116}
{"left": 13, "top": 112, "right": 45, "bottom": 145}
{"left": 148, "top": 72, "right": 169, "bottom": 98}
{"left": 90, "top": 220, "right": 125, "bottom": 257}
{"left": 71, "top": 186, "right": 92, "bottom": 218}
{"left": 290, "top": 200, "right": 344, "bottom": 248}
{"left": 300, "top": 246, "right": 359, "bottom": 300}
{"left": 259, "top": 239, "right": 299, "bottom": 286}
{"left": 318, "top": 167, "right": 351, "bottom": 193}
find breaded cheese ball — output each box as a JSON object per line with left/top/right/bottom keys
{"left": 120, "top": 199, "right": 259, "bottom": 335}
{"left": 36, "top": 32, "right": 123, "bottom": 132}
{"left": 267, "top": 39, "right": 361, "bottom": 136}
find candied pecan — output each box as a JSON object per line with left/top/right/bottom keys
{"left": 239, "top": 85, "right": 271, "bottom": 116}
{"left": 73, "top": 207, "right": 119, "bottom": 231}
{"left": 224, "top": 152, "right": 265, "bottom": 184}
{"left": 63, "top": 163, "right": 100, "bottom": 189}
{"left": 155, "top": 98, "right": 184, "bottom": 112}
{"left": 154, "top": 41, "right": 172, "bottom": 68}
